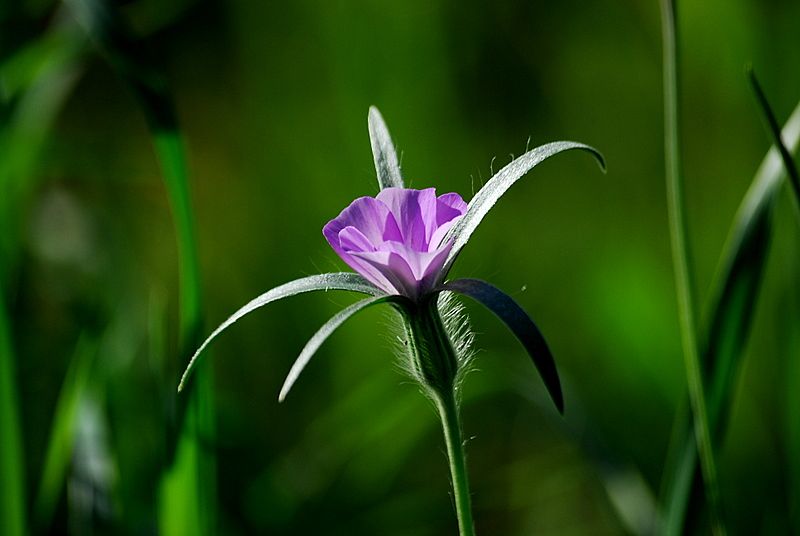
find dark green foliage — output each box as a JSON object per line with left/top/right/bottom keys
{"left": 660, "top": 100, "right": 800, "bottom": 535}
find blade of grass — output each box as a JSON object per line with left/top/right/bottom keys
{"left": 0, "top": 286, "right": 25, "bottom": 536}
{"left": 0, "top": 22, "right": 86, "bottom": 536}
{"left": 62, "top": 0, "right": 215, "bottom": 532}
{"left": 748, "top": 69, "right": 800, "bottom": 208}
{"left": 0, "top": 25, "right": 83, "bottom": 102}
{"left": 33, "top": 333, "right": 97, "bottom": 530}
{"left": 659, "top": 0, "right": 724, "bottom": 533}
{"left": 659, "top": 99, "right": 800, "bottom": 535}
{"left": 0, "top": 25, "right": 84, "bottom": 281}
{"left": 787, "top": 271, "right": 800, "bottom": 529}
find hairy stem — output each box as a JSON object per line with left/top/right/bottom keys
{"left": 660, "top": 0, "right": 725, "bottom": 534}
{"left": 401, "top": 298, "right": 476, "bottom": 535}
{"left": 434, "top": 390, "right": 476, "bottom": 536}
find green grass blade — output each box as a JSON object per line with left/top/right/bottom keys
{"left": 659, "top": 98, "right": 800, "bottom": 535}
{"left": 33, "top": 334, "right": 97, "bottom": 530}
{"left": 368, "top": 106, "right": 404, "bottom": 190}
{"left": 180, "top": 273, "right": 383, "bottom": 391}
{"left": 61, "top": 0, "right": 215, "bottom": 532}
{"left": 659, "top": 0, "right": 724, "bottom": 533}
{"left": 438, "top": 278, "right": 563, "bottom": 414}
{"left": 442, "top": 141, "right": 605, "bottom": 276}
{"left": 0, "top": 26, "right": 83, "bottom": 102}
{"left": 0, "top": 27, "right": 83, "bottom": 281}
{"left": 0, "top": 22, "right": 85, "bottom": 536}
{"left": 787, "top": 271, "right": 800, "bottom": 527}
{"left": 279, "top": 295, "right": 402, "bottom": 402}
{"left": 748, "top": 69, "right": 800, "bottom": 205}
{"left": 0, "top": 288, "right": 25, "bottom": 536}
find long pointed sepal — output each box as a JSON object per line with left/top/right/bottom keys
{"left": 442, "top": 142, "right": 605, "bottom": 276}
{"left": 178, "top": 273, "right": 383, "bottom": 391}
{"left": 438, "top": 278, "right": 563, "bottom": 414}
{"left": 279, "top": 295, "right": 405, "bottom": 401}
{"left": 368, "top": 106, "right": 404, "bottom": 190}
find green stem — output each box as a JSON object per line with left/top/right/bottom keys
{"left": 153, "top": 131, "right": 216, "bottom": 536}
{"left": 0, "top": 289, "right": 26, "bottom": 536}
{"left": 659, "top": 1, "right": 725, "bottom": 534}
{"left": 401, "top": 298, "right": 476, "bottom": 536}
{"left": 434, "top": 390, "right": 477, "bottom": 536}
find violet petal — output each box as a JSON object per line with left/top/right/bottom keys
{"left": 377, "top": 187, "right": 437, "bottom": 250}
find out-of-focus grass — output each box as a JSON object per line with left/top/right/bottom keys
{"left": 0, "top": 16, "right": 86, "bottom": 536}
{"left": 2, "top": 0, "right": 799, "bottom": 534}
{"left": 659, "top": 98, "right": 800, "bottom": 535}
{"left": 61, "top": 0, "right": 218, "bottom": 533}
{"left": 659, "top": 0, "right": 724, "bottom": 530}
{"left": 34, "top": 333, "right": 97, "bottom": 529}
{"left": 0, "top": 293, "right": 25, "bottom": 536}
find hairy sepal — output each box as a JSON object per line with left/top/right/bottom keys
{"left": 179, "top": 273, "right": 383, "bottom": 391}
{"left": 279, "top": 294, "right": 406, "bottom": 401}
{"left": 438, "top": 278, "right": 564, "bottom": 414}
{"left": 368, "top": 106, "right": 404, "bottom": 190}
{"left": 442, "top": 141, "right": 605, "bottom": 276}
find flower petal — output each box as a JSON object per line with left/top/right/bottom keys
{"left": 350, "top": 249, "right": 419, "bottom": 298}
{"left": 418, "top": 245, "right": 452, "bottom": 292}
{"left": 429, "top": 218, "right": 459, "bottom": 252}
{"left": 377, "top": 187, "right": 438, "bottom": 250}
{"left": 428, "top": 193, "right": 467, "bottom": 250}
{"left": 436, "top": 192, "right": 468, "bottom": 226}
{"left": 381, "top": 212, "right": 403, "bottom": 242}
{"left": 323, "top": 196, "right": 392, "bottom": 248}
{"left": 324, "top": 188, "right": 468, "bottom": 300}
{"left": 338, "top": 226, "right": 377, "bottom": 253}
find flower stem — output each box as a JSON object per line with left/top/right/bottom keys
{"left": 434, "top": 389, "right": 477, "bottom": 536}
{"left": 659, "top": 0, "right": 725, "bottom": 534}
{"left": 400, "top": 298, "right": 476, "bottom": 535}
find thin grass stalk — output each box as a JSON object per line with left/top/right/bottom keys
{"left": 62, "top": 1, "right": 219, "bottom": 523}
{"left": 152, "top": 132, "right": 216, "bottom": 535}
{"left": 33, "top": 334, "right": 96, "bottom": 529}
{"left": 748, "top": 70, "right": 800, "bottom": 207}
{"left": 659, "top": 0, "right": 725, "bottom": 533}
{"left": 0, "top": 286, "right": 26, "bottom": 536}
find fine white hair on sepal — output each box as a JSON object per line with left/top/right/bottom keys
{"left": 383, "top": 308, "right": 422, "bottom": 384}
{"left": 387, "top": 308, "right": 429, "bottom": 388}
{"left": 436, "top": 292, "right": 476, "bottom": 400}
{"left": 385, "top": 293, "right": 476, "bottom": 402}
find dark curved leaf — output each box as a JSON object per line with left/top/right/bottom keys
{"left": 279, "top": 294, "right": 403, "bottom": 401}
{"left": 368, "top": 106, "right": 403, "bottom": 190}
{"left": 442, "top": 141, "right": 605, "bottom": 276}
{"left": 179, "top": 273, "right": 383, "bottom": 392}
{"left": 438, "top": 278, "right": 563, "bottom": 413}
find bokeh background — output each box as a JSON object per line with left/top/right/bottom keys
{"left": 2, "top": 0, "right": 800, "bottom": 534}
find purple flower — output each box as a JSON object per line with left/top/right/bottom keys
{"left": 324, "top": 187, "right": 467, "bottom": 300}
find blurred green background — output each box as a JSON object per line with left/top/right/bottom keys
{"left": 2, "top": 0, "right": 800, "bottom": 534}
